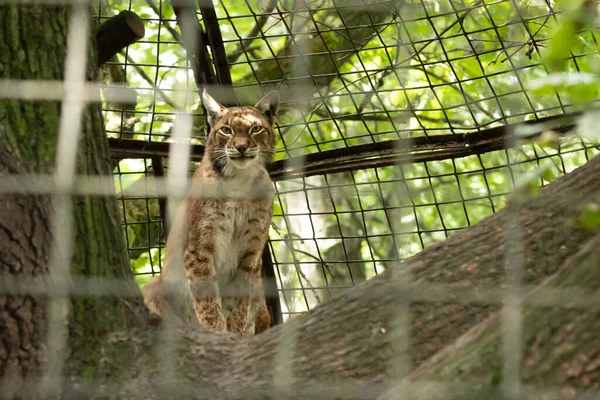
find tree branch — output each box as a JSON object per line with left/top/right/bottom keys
{"left": 96, "top": 11, "right": 145, "bottom": 66}
{"left": 235, "top": 0, "right": 396, "bottom": 104}
{"left": 226, "top": 0, "right": 278, "bottom": 64}
{"left": 406, "top": 230, "right": 600, "bottom": 384}
{"left": 107, "top": 110, "right": 584, "bottom": 180}
{"left": 124, "top": 53, "right": 182, "bottom": 109}
{"left": 145, "top": 0, "right": 182, "bottom": 42}
{"left": 312, "top": 108, "right": 469, "bottom": 126}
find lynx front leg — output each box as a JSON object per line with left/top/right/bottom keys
{"left": 185, "top": 245, "right": 226, "bottom": 332}
{"left": 227, "top": 251, "right": 262, "bottom": 335}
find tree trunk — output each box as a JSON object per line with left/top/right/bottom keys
{"left": 0, "top": 4, "right": 147, "bottom": 398}
{"left": 2, "top": 3, "right": 600, "bottom": 400}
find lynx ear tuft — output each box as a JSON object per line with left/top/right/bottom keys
{"left": 202, "top": 89, "right": 226, "bottom": 129}
{"left": 254, "top": 91, "right": 280, "bottom": 126}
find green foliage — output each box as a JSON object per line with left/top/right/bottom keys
{"left": 544, "top": 0, "right": 598, "bottom": 72}
{"left": 131, "top": 248, "right": 163, "bottom": 287}
{"left": 101, "top": 0, "right": 600, "bottom": 317}
{"left": 571, "top": 202, "right": 600, "bottom": 230}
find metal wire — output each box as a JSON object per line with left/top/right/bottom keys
{"left": 105, "top": 4, "right": 600, "bottom": 392}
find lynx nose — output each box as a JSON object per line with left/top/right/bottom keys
{"left": 236, "top": 145, "right": 247, "bottom": 154}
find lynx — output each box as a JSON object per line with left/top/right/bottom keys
{"left": 143, "top": 90, "right": 279, "bottom": 336}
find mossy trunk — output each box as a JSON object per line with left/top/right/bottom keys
{"left": 0, "top": 4, "right": 147, "bottom": 398}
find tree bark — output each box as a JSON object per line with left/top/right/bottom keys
{"left": 0, "top": 5, "right": 147, "bottom": 398}
{"left": 2, "top": 3, "right": 600, "bottom": 400}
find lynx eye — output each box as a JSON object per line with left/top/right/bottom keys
{"left": 250, "top": 125, "right": 263, "bottom": 134}
{"left": 219, "top": 126, "right": 232, "bottom": 136}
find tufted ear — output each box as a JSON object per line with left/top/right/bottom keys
{"left": 254, "top": 91, "right": 280, "bottom": 126}
{"left": 202, "top": 89, "right": 226, "bottom": 129}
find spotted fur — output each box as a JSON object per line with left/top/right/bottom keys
{"left": 143, "top": 90, "right": 279, "bottom": 336}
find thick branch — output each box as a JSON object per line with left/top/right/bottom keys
{"left": 406, "top": 230, "right": 600, "bottom": 385}
{"left": 60, "top": 152, "right": 600, "bottom": 398}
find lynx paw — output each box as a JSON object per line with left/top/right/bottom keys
{"left": 204, "top": 315, "right": 226, "bottom": 333}
{"left": 226, "top": 316, "right": 247, "bottom": 336}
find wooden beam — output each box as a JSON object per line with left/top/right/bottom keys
{"left": 108, "top": 111, "right": 582, "bottom": 181}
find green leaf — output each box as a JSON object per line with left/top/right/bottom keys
{"left": 543, "top": 0, "right": 598, "bottom": 72}
{"left": 571, "top": 203, "right": 600, "bottom": 230}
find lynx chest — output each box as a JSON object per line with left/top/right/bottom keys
{"left": 212, "top": 198, "right": 265, "bottom": 282}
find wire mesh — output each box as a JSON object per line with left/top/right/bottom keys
{"left": 97, "top": 0, "right": 600, "bottom": 322}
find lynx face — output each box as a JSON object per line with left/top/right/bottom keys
{"left": 202, "top": 91, "right": 279, "bottom": 176}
